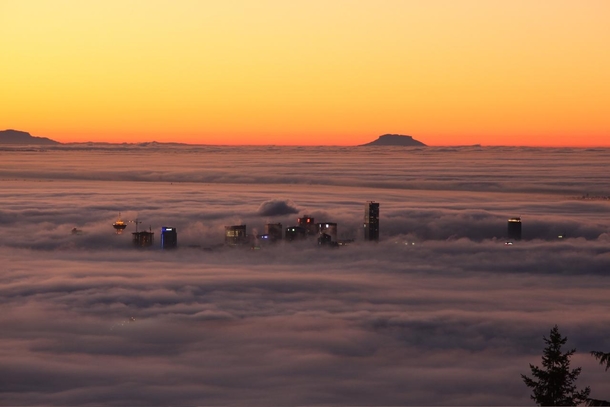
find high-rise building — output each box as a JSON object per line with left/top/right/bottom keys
{"left": 265, "top": 223, "right": 283, "bottom": 242}
{"left": 285, "top": 226, "right": 307, "bottom": 241}
{"left": 132, "top": 230, "right": 154, "bottom": 247}
{"left": 364, "top": 201, "right": 379, "bottom": 241}
{"left": 161, "top": 227, "right": 177, "bottom": 249}
{"left": 297, "top": 215, "right": 317, "bottom": 236}
{"left": 318, "top": 233, "right": 333, "bottom": 246}
{"left": 507, "top": 217, "right": 522, "bottom": 240}
{"left": 225, "top": 225, "right": 248, "bottom": 246}
{"left": 316, "top": 222, "right": 337, "bottom": 241}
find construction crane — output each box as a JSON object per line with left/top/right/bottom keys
{"left": 130, "top": 218, "right": 142, "bottom": 233}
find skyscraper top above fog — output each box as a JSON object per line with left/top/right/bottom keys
{"left": 507, "top": 217, "right": 522, "bottom": 241}
{"left": 364, "top": 201, "right": 379, "bottom": 241}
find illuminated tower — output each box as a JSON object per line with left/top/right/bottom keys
{"left": 507, "top": 217, "right": 522, "bottom": 240}
{"left": 364, "top": 201, "right": 379, "bottom": 241}
{"left": 161, "top": 227, "right": 177, "bottom": 249}
{"left": 112, "top": 212, "right": 127, "bottom": 234}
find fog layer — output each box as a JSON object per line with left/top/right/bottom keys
{"left": 1, "top": 145, "right": 609, "bottom": 405}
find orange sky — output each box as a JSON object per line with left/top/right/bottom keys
{"left": 1, "top": 0, "right": 609, "bottom": 146}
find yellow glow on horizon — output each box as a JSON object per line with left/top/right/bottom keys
{"left": 1, "top": 0, "right": 609, "bottom": 146}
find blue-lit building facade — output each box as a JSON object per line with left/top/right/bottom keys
{"left": 161, "top": 227, "right": 177, "bottom": 249}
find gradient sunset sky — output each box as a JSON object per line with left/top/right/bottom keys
{"left": 2, "top": 0, "right": 609, "bottom": 146}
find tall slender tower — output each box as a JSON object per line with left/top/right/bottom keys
{"left": 507, "top": 217, "right": 522, "bottom": 240}
{"left": 364, "top": 201, "right": 379, "bottom": 241}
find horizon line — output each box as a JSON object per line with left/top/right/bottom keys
{"left": 39, "top": 141, "right": 610, "bottom": 148}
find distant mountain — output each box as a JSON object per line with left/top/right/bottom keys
{"left": 0, "top": 129, "right": 59, "bottom": 145}
{"left": 360, "top": 134, "right": 426, "bottom": 147}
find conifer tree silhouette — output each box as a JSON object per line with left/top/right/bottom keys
{"left": 587, "top": 351, "right": 610, "bottom": 406}
{"left": 522, "top": 325, "right": 590, "bottom": 406}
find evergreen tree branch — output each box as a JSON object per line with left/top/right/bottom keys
{"left": 590, "top": 351, "right": 610, "bottom": 371}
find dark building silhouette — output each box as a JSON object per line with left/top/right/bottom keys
{"left": 225, "top": 225, "right": 248, "bottom": 246}
{"left": 318, "top": 233, "right": 334, "bottom": 246}
{"left": 507, "top": 217, "right": 522, "bottom": 240}
{"left": 285, "top": 226, "right": 307, "bottom": 241}
{"left": 364, "top": 201, "right": 379, "bottom": 241}
{"left": 133, "top": 230, "right": 154, "bottom": 247}
{"left": 161, "top": 227, "right": 177, "bottom": 249}
{"left": 316, "top": 222, "right": 337, "bottom": 241}
{"left": 265, "top": 223, "right": 283, "bottom": 242}
{"left": 297, "top": 215, "right": 317, "bottom": 236}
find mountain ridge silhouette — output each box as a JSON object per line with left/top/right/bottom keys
{"left": 360, "top": 134, "right": 426, "bottom": 146}
{"left": 0, "top": 129, "right": 59, "bottom": 145}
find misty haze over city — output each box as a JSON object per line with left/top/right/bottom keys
{"left": 1, "top": 144, "right": 609, "bottom": 405}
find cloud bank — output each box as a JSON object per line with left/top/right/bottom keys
{"left": 0, "top": 145, "right": 609, "bottom": 405}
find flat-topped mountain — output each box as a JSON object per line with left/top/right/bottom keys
{"left": 360, "top": 134, "right": 426, "bottom": 147}
{"left": 0, "top": 129, "right": 59, "bottom": 145}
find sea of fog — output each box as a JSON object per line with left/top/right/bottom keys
{"left": 1, "top": 144, "right": 609, "bottom": 405}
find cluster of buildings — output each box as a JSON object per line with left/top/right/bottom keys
{"left": 112, "top": 215, "right": 178, "bottom": 249}
{"left": 111, "top": 202, "right": 380, "bottom": 249}
{"left": 225, "top": 201, "right": 380, "bottom": 248}
{"left": 112, "top": 202, "right": 525, "bottom": 249}
{"left": 130, "top": 227, "right": 178, "bottom": 249}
